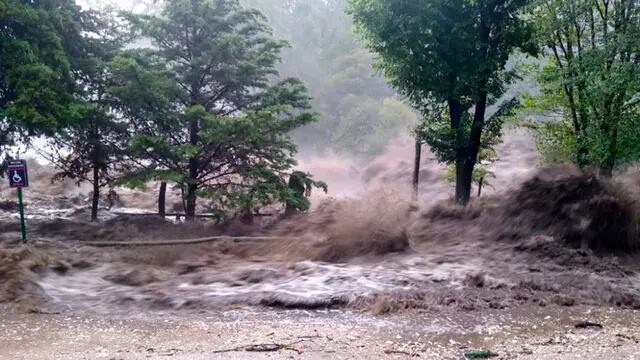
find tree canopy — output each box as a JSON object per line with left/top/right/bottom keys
{"left": 110, "top": 0, "right": 323, "bottom": 219}
{"left": 530, "top": 0, "right": 640, "bottom": 175}
{"left": 0, "top": 0, "right": 85, "bottom": 153}
{"left": 350, "top": 0, "right": 537, "bottom": 204}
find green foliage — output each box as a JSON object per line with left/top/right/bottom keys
{"left": 283, "top": 171, "right": 328, "bottom": 212}
{"left": 111, "top": 0, "right": 323, "bottom": 217}
{"left": 332, "top": 97, "right": 416, "bottom": 156}
{"left": 350, "top": 0, "right": 536, "bottom": 204}
{"left": 416, "top": 99, "right": 514, "bottom": 165}
{"left": 529, "top": 119, "right": 577, "bottom": 165}
{"left": 531, "top": 0, "right": 640, "bottom": 174}
{"left": 444, "top": 161, "right": 496, "bottom": 190}
{"left": 433, "top": 99, "right": 519, "bottom": 190}
{"left": 232, "top": 170, "right": 327, "bottom": 215}
{"left": 415, "top": 97, "right": 524, "bottom": 195}
{"left": 349, "top": 0, "right": 536, "bottom": 110}
{"left": 32, "top": 7, "right": 131, "bottom": 220}
{"left": 0, "top": 0, "right": 86, "bottom": 152}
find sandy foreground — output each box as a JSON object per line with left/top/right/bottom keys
{"left": 1, "top": 305, "right": 639, "bottom": 360}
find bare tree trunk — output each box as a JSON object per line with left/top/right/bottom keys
{"left": 455, "top": 159, "right": 473, "bottom": 205}
{"left": 186, "top": 112, "right": 199, "bottom": 221}
{"left": 477, "top": 177, "right": 484, "bottom": 197}
{"left": 412, "top": 139, "right": 422, "bottom": 200}
{"left": 448, "top": 99, "right": 472, "bottom": 206}
{"left": 91, "top": 164, "right": 99, "bottom": 222}
{"left": 185, "top": 183, "right": 197, "bottom": 220}
{"left": 240, "top": 209, "right": 254, "bottom": 224}
{"left": 90, "top": 118, "right": 101, "bottom": 222}
{"left": 158, "top": 181, "right": 167, "bottom": 218}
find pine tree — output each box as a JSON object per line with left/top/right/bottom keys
{"left": 39, "top": 8, "right": 130, "bottom": 221}
{"left": 111, "top": 0, "right": 323, "bottom": 219}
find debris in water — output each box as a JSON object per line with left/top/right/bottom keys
{"left": 574, "top": 321, "right": 604, "bottom": 330}
{"left": 464, "top": 349, "right": 496, "bottom": 359}
{"left": 212, "top": 340, "right": 306, "bottom": 354}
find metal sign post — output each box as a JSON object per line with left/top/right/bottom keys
{"left": 7, "top": 160, "right": 29, "bottom": 243}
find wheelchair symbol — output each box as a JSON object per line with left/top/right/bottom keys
{"left": 12, "top": 171, "right": 23, "bottom": 183}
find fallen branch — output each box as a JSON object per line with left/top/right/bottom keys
{"left": 82, "top": 235, "right": 297, "bottom": 247}
{"left": 384, "top": 349, "right": 420, "bottom": 357}
{"left": 574, "top": 321, "right": 603, "bottom": 330}
{"left": 112, "top": 211, "right": 277, "bottom": 218}
{"left": 112, "top": 211, "right": 220, "bottom": 219}
{"left": 615, "top": 333, "right": 639, "bottom": 343}
{"left": 212, "top": 340, "right": 304, "bottom": 354}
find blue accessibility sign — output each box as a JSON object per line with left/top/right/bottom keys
{"left": 7, "top": 160, "right": 29, "bottom": 188}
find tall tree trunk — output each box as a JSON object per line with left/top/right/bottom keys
{"left": 448, "top": 99, "right": 470, "bottom": 205}
{"left": 452, "top": 93, "right": 488, "bottom": 206}
{"left": 158, "top": 181, "right": 167, "bottom": 218}
{"left": 90, "top": 119, "right": 101, "bottom": 222}
{"left": 460, "top": 93, "right": 488, "bottom": 206}
{"left": 91, "top": 163, "right": 99, "bottom": 222}
{"left": 240, "top": 208, "right": 254, "bottom": 224}
{"left": 186, "top": 113, "right": 199, "bottom": 221}
{"left": 455, "top": 159, "right": 473, "bottom": 205}
{"left": 185, "top": 183, "right": 197, "bottom": 219}
{"left": 412, "top": 139, "right": 422, "bottom": 200}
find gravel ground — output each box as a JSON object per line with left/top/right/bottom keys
{"left": 1, "top": 305, "right": 639, "bottom": 359}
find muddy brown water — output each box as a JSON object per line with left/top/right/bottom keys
{"left": 32, "top": 233, "right": 640, "bottom": 316}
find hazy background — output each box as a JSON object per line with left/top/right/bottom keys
{"left": 80, "top": 0, "right": 419, "bottom": 159}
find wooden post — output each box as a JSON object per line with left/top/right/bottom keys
{"left": 412, "top": 139, "right": 422, "bottom": 200}
{"left": 17, "top": 187, "right": 26, "bottom": 243}
{"left": 158, "top": 181, "right": 167, "bottom": 218}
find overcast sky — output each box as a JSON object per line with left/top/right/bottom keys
{"left": 77, "top": 0, "right": 155, "bottom": 13}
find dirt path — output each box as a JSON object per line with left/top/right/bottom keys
{"left": 1, "top": 305, "right": 639, "bottom": 359}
